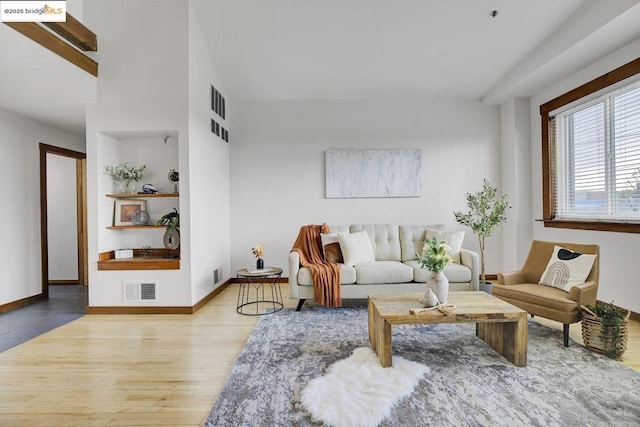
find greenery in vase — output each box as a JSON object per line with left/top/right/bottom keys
{"left": 105, "top": 162, "right": 147, "bottom": 185}
{"left": 583, "top": 301, "right": 627, "bottom": 359}
{"left": 453, "top": 179, "right": 510, "bottom": 286}
{"left": 416, "top": 237, "right": 452, "bottom": 273}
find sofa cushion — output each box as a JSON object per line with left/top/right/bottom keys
{"left": 404, "top": 260, "right": 472, "bottom": 283}
{"left": 425, "top": 229, "right": 464, "bottom": 263}
{"left": 355, "top": 261, "right": 413, "bottom": 284}
{"left": 298, "top": 264, "right": 356, "bottom": 286}
{"left": 538, "top": 245, "right": 596, "bottom": 291}
{"left": 350, "top": 224, "right": 401, "bottom": 261}
{"left": 320, "top": 233, "right": 344, "bottom": 263}
{"left": 399, "top": 225, "right": 446, "bottom": 262}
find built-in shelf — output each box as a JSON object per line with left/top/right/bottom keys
{"left": 107, "top": 225, "right": 165, "bottom": 230}
{"left": 106, "top": 193, "right": 179, "bottom": 198}
{"left": 97, "top": 249, "right": 179, "bottom": 270}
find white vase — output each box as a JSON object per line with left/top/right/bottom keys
{"left": 419, "top": 288, "right": 439, "bottom": 307}
{"left": 427, "top": 270, "right": 449, "bottom": 304}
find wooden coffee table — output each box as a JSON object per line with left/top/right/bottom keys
{"left": 367, "top": 292, "right": 528, "bottom": 367}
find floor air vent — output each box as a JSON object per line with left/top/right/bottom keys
{"left": 123, "top": 281, "right": 158, "bottom": 302}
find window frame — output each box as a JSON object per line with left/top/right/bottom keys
{"left": 540, "top": 57, "right": 640, "bottom": 233}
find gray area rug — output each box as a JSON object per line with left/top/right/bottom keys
{"left": 206, "top": 306, "right": 640, "bottom": 426}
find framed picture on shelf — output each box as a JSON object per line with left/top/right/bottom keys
{"left": 114, "top": 199, "right": 147, "bottom": 226}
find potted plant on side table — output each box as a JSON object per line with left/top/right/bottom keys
{"left": 453, "top": 179, "right": 510, "bottom": 293}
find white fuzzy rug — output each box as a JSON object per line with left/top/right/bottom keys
{"left": 300, "top": 347, "right": 430, "bottom": 427}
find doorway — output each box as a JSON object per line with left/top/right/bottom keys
{"left": 39, "top": 143, "right": 88, "bottom": 299}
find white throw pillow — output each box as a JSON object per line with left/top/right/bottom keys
{"left": 539, "top": 245, "right": 597, "bottom": 291}
{"left": 425, "top": 229, "right": 465, "bottom": 263}
{"left": 338, "top": 231, "right": 376, "bottom": 266}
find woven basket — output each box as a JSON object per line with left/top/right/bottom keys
{"left": 581, "top": 305, "right": 630, "bottom": 359}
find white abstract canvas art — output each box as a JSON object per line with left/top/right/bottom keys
{"left": 325, "top": 149, "right": 422, "bottom": 198}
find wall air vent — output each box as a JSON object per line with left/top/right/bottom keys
{"left": 123, "top": 281, "right": 158, "bottom": 302}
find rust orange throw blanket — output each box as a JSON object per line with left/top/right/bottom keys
{"left": 291, "top": 224, "right": 342, "bottom": 308}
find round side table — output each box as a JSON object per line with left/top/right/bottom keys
{"left": 236, "top": 267, "right": 284, "bottom": 316}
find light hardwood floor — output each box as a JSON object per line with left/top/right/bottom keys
{"left": 0, "top": 284, "right": 638, "bottom": 426}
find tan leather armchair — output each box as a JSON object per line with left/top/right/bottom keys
{"left": 493, "top": 240, "right": 599, "bottom": 347}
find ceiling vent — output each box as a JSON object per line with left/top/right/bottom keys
{"left": 123, "top": 281, "right": 158, "bottom": 302}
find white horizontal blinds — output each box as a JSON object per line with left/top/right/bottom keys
{"left": 554, "top": 80, "right": 640, "bottom": 220}
{"left": 556, "top": 102, "right": 607, "bottom": 218}
{"left": 613, "top": 86, "right": 640, "bottom": 217}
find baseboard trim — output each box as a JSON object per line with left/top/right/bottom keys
{"left": 86, "top": 279, "right": 232, "bottom": 315}
{"left": 48, "top": 280, "right": 80, "bottom": 286}
{"left": 0, "top": 293, "right": 45, "bottom": 313}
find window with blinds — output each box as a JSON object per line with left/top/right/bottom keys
{"left": 551, "top": 81, "right": 640, "bottom": 221}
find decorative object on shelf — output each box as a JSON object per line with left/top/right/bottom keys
{"left": 581, "top": 302, "right": 630, "bottom": 359}
{"left": 168, "top": 169, "right": 179, "bottom": 194}
{"left": 416, "top": 237, "right": 452, "bottom": 304}
{"left": 454, "top": 179, "right": 510, "bottom": 291}
{"left": 157, "top": 208, "right": 180, "bottom": 258}
{"left": 115, "top": 249, "right": 134, "bottom": 259}
{"left": 130, "top": 209, "right": 150, "bottom": 226}
{"left": 141, "top": 245, "right": 152, "bottom": 257}
{"left": 141, "top": 184, "right": 159, "bottom": 194}
{"left": 113, "top": 199, "right": 146, "bottom": 226}
{"left": 252, "top": 243, "right": 264, "bottom": 270}
{"left": 106, "top": 162, "right": 147, "bottom": 194}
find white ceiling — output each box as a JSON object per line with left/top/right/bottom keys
{"left": 2, "top": 0, "right": 640, "bottom": 135}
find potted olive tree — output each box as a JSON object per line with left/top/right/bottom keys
{"left": 453, "top": 179, "right": 510, "bottom": 293}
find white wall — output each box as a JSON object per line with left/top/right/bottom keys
{"left": 500, "top": 98, "right": 533, "bottom": 271}
{"left": 47, "top": 153, "right": 78, "bottom": 281}
{"left": 230, "top": 98, "right": 502, "bottom": 275}
{"left": 85, "top": 0, "right": 192, "bottom": 307}
{"left": 529, "top": 38, "right": 640, "bottom": 313}
{"left": 188, "top": 4, "right": 232, "bottom": 304}
{"left": 0, "top": 108, "right": 84, "bottom": 305}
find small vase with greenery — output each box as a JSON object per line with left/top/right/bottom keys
{"left": 453, "top": 179, "right": 510, "bottom": 290}
{"left": 157, "top": 208, "right": 180, "bottom": 256}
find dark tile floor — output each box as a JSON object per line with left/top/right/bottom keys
{"left": 0, "top": 285, "right": 88, "bottom": 353}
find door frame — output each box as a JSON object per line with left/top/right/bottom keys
{"left": 39, "top": 143, "right": 87, "bottom": 298}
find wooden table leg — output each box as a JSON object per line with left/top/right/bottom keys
{"left": 368, "top": 298, "right": 376, "bottom": 349}
{"left": 477, "top": 315, "right": 528, "bottom": 367}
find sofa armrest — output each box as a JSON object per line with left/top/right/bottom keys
{"left": 567, "top": 280, "right": 598, "bottom": 306}
{"left": 497, "top": 271, "right": 526, "bottom": 285}
{"left": 460, "top": 248, "right": 479, "bottom": 291}
{"left": 289, "top": 251, "right": 301, "bottom": 298}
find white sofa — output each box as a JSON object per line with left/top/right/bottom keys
{"left": 289, "top": 224, "right": 479, "bottom": 310}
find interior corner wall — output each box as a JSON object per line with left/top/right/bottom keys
{"left": 529, "top": 39, "right": 640, "bottom": 313}
{"left": 187, "top": 4, "right": 231, "bottom": 304}
{"left": 84, "top": 0, "right": 192, "bottom": 307}
{"left": 500, "top": 98, "right": 532, "bottom": 271}
{"left": 229, "top": 99, "right": 502, "bottom": 276}
{"left": 0, "top": 108, "right": 85, "bottom": 305}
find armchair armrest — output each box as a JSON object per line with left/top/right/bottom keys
{"left": 289, "top": 251, "right": 301, "bottom": 298}
{"left": 497, "top": 271, "right": 526, "bottom": 285}
{"left": 460, "top": 249, "right": 479, "bottom": 291}
{"left": 567, "top": 280, "right": 598, "bottom": 306}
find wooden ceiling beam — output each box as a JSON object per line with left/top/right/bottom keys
{"left": 4, "top": 21, "right": 98, "bottom": 77}
{"left": 44, "top": 12, "right": 97, "bottom": 51}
